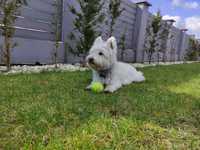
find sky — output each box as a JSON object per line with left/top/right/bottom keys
{"left": 131, "top": 0, "right": 200, "bottom": 38}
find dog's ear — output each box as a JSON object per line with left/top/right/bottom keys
{"left": 94, "top": 36, "right": 103, "bottom": 45}
{"left": 106, "top": 37, "right": 117, "bottom": 50}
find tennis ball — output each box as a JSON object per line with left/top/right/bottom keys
{"left": 91, "top": 82, "right": 104, "bottom": 93}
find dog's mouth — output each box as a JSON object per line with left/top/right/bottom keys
{"left": 88, "top": 62, "right": 102, "bottom": 71}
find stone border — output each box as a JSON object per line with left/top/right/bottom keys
{"left": 0, "top": 61, "right": 199, "bottom": 75}
{"left": 131, "top": 61, "right": 199, "bottom": 68}
{"left": 0, "top": 64, "right": 89, "bottom": 75}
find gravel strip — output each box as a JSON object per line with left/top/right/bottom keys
{"left": 0, "top": 64, "right": 89, "bottom": 75}
{"left": 0, "top": 61, "right": 199, "bottom": 75}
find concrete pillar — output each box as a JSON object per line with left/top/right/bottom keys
{"left": 178, "top": 29, "right": 188, "bottom": 61}
{"left": 165, "top": 19, "right": 175, "bottom": 61}
{"left": 134, "top": 1, "right": 152, "bottom": 63}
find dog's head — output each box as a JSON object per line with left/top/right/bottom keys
{"left": 86, "top": 36, "right": 117, "bottom": 71}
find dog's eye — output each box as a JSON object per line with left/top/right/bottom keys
{"left": 99, "top": 52, "right": 103, "bottom": 56}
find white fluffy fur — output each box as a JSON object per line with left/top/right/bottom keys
{"left": 86, "top": 36, "right": 145, "bottom": 93}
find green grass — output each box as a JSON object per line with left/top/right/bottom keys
{"left": 0, "top": 63, "right": 200, "bottom": 149}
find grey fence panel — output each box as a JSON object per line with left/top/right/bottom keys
{"left": 0, "top": 0, "right": 64, "bottom": 64}
{"left": 25, "top": 0, "right": 55, "bottom": 13}
{"left": 14, "top": 28, "right": 54, "bottom": 41}
{"left": 0, "top": 37, "right": 64, "bottom": 64}
{"left": 40, "top": 0, "right": 54, "bottom": 5}
{"left": 20, "top": 7, "right": 53, "bottom": 23}
{"left": 15, "top": 17, "right": 51, "bottom": 32}
{"left": 0, "top": 0, "right": 62, "bottom": 41}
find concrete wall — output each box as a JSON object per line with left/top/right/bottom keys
{"left": 0, "top": 0, "right": 61, "bottom": 41}
{"left": 0, "top": 0, "right": 194, "bottom": 64}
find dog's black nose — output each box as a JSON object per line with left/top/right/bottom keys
{"left": 88, "top": 58, "right": 94, "bottom": 63}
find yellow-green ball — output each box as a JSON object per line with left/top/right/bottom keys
{"left": 91, "top": 82, "right": 104, "bottom": 93}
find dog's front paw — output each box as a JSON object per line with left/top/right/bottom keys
{"left": 85, "top": 84, "right": 92, "bottom": 90}
{"left": 104, "top": 86, "right": 117, "bottom": 93}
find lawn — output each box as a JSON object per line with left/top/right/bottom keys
{"left": 0, "top": 63, "right": 200, "bottom": 149}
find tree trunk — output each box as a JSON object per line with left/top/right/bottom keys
{"left": 134, "top": 49, "right": 137, "bottom": 63}
{"left": 142, "top": 50, "right": 145, "bottom": 64}
{"left": 148, "top": 53, "right": 152, "bottom": 64}
{"left": 4, "top": 36, "right": 11, "bottom": 71}
{"left": 54, "top": 47, "right": 58, "bottom": 68}
{"left": 109, "top": 20, "right": 114, "bottom": 37}
{"left": 157, "top": 52, "right": 160, "bottom": 64}
{"left": 174, "top": 51, "right": 176, "bottom": 62}
{"left": 170, "top": 51, "right": 173, "bottom": 62}
{"left": 163, "top": 52, "right": 166, "bottom": 62}
{"left": 121, "top": 50, "right": 124, "bottom": 61}
{"left": 78, "top": 54, "right": 87, "bottom": 67}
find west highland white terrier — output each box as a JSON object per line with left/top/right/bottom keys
{"left": 86, "top": 36, "right": 145, "bottom": 93}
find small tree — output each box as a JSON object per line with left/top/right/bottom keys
{"left": 119, "top": 28, "right": 127, "bottom": 61}
{"left": 107, "top": 0, "right": 124, "bottom": 36}
{"left": 0, "top": 0, "right": 27, "bottom": 71}
{"left": 144, "top": 11, "right": 162, "bottom": 64}
{"left": 185, "top": 38, "right": 200, "bottom": 61}
{"left": 66, "top": 0, "right": 105, "bottom": 62}
{"left": 52, "top": 0, "right": 62, "bottom": 68}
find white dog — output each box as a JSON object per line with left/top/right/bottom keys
{"left": 86, "top": 36, "right": 145, "bottom": 93}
